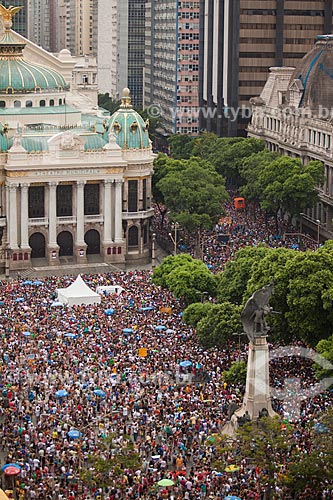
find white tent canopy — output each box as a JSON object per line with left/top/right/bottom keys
{"left": 56, "top": 275, "right": 101, "bottom": 306}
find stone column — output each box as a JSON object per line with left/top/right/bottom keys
{"left": 138, "top": 179, "right": 143, "bottom": 211}
{"left": 76, "top": 181, "right": 85, "bottom": 245}
{"left": 75, "top": 181, "right": 87, "bottom": 262}
{"left": 7, "top": 184, "right": 18, "bottom": 248}
{"left": 114, "top": 180, "right": 123, "bottom": 242}
{"left": 103, "top": 180, "right": 112, "bottom": 243}
{"left": 47, "top": 182, "right": 59, "bottom": 264}
{"left": 328, "top": 167, "right": 333, "bottom": 197}
{"left": 147, "top": 177, "right": 152, "bottom": 209}
{"left": 20, "top": 183, "right": 29, "bottom": 248}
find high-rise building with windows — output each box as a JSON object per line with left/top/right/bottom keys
{"left": 1, "top": 0, "right": 29, "bottom": 37}
{"left": 99, "top": 0, "right": 145, "bottom": 108}
{"left": 144, "top": 0, "right": 200, "bottom": 136}
{"left": 28, "top": 0, "right": 58, "bottom": 53}
{"left": 58, "top": 0, "right": 97, "bottom": 56}
{"left": 199, "top": 0, "right": 333, "bottom": 136}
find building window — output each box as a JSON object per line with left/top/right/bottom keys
{"left": 56, "top": 185, "right": 72, "bottom": 216}
{"left": 84, "top": 184, "right": 99, "bottom": 215}
{"left": 14, "top": 100, "right": 21, "bottom": 108}
{"left": 128, "top": 180, "right": 138, "bottom": 212}
{"left": 40, "top": 100, "right": 46, "bottom": 107}
{"left": 128, "top": 226, "right": 139, "bottom": 247}
{"left": 0, "top": 101, "right": 5, "bottom": 108}
{"left": 50, "top": 99, "right": 55, "bottom": 106}
{"left": 26, "top": 100, "right": 33, "bottom": 107}
{"left": 28, "top": 186, "right": 45, "bottom": 218}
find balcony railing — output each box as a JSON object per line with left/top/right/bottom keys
{"left": 56, "top": 216, "right": 77, "bottom": 224}
{"left": 122, "top": 208, "right": 154, "bottom": 220}
{"left": 28, "top": 217, "right": 48, "bottom": 226}
{"left": 84, "top": 214, "right": 104, "bottom": 223}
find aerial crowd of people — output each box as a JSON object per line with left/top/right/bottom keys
{"left": 0, "top": 196, "right": 331, "bottom": 500}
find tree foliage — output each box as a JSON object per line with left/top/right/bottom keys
{"left": 182, "top": 302, "right": 214, "bottom": 327}
{"left": 217, "top": 246, "right": 272, "bottom": 305}
{"left": 196, "top": 302, "right": 242, "bottom": 348}
{"left": 98, "top": 93, "right": 120, "bottom": 115}
{"left": 314, "top": 333, "right": 333, "bottom": 381}
{"left": 168, "top": 133, "right": 194, "bottom": 159}
{"left": 156, "top": 157, "right": 228, "bottom": 238}
{"left": 152, "top": 254, "right": 217, "bottom": 305}
{"left": 222, "top": 361, "right": 247, "bottom": 385}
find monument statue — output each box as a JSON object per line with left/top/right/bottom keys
{"left": 222, "top": 283, "right": 278, "bottom": 434}
{"left": 241, "top": 283, "right": 275, "bottom": 342}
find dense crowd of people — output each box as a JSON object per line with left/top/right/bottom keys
{"left": 0, "top": 194, "right": 331, "bottom": 499}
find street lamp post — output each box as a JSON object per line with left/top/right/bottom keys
{"left": 316, "top": 219, "right": 321, "bottom": 245}
{"left": 168, "top": 222, "right": 180, "bottom": 256}
{"left": 232, "top": 332, "right": 247, "bottom": 363}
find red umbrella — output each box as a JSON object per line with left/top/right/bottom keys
{"left": 4, "top": 467, "right": 20, "bottom": 477}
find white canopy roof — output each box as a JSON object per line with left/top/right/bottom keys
{"left": 56, "top": 274, "right": 101, "bottom": 306}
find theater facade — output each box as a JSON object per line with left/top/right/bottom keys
{"left": 0, "top": 6, "right": 154, "bottom": 273}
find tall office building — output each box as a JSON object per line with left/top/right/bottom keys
{"left": 1, "top": 0, "right": 29, "bottom": 37}
{"left": 200, "top": 0, "right": 333, "bottom": 136}
{"left": 144, "top": 0, "right": 200, "bottom": 135}
{"left": 28, "top": 0, "right": 58, "bottom": 52}
{"left": 99, "top": 0, "right": 145, "bottom": 108}
{"left": 58, "top": 0, "right": 97, "bottom": 56}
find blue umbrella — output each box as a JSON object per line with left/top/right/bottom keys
{"left": 64, "top": 333, "right": 76, "bottom": 339}
{"left": 33, "top": 280, "right": 43, "bottom": 286}
{"left": 68, "top": 430, "right": 82, "bottom": 439}
{"left": 15, "top": 298, "right": 24, "bottom": 303}
{"left": 224, "top": 497, "right": 242, "bottom": 500}
{"left": 55, "top": 390, "right": 68, "bottom": 398}
{"left": 139, "top": 306, "right": 154, "bottom": 312}
{"left": 94, "top": 389, "right": 106, "bottom": 397}
{"left": 0, "top": 301, "right": 4, "bottom": 305}
{"left": 1, "top": 463, "right": 21, "bottom": 472}
{"left": 22, "top": 280, "right": 33, "bottom": 285}
{"left": 179, "top": 360, "right": 192, "bottom": 368}
{"left": 122, "top": 328, "right": 134, "bottom": 334}
{"left": 314, "top": 422, "right": 328, "bottom": 434}
{"left": 155, "top": 325, "right": 167, "bottom": 331}
{"left": 206, "top": 264, "right": 214, "bottom": 269}
{"left": 22, "top": 331, "right": 31, "bottom": 337}
{"left": 51, "top": 302, "right": 63, "bottom": 307}
{"left": 104, "top": 308, "right": 115, "bottom": 316}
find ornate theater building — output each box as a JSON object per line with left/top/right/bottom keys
{"left": 0, "top": 5, "right": 154, "bottom": 274}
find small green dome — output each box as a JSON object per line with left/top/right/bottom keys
{"left": 107, "top": 88, "right": 150, "bottom": 150}
{"left": 0, "top": 29, "right": 69, "bottom": 94}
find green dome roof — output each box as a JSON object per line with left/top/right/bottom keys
{"left": 0, "top": 29, "right": 69, "bottom": 94}
{"left": 107, "top": 88, "right": 150, "bottom": 150}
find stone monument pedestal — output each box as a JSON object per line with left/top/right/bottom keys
{"left": 222, "top": 334, "right": 277, "bottom": 435}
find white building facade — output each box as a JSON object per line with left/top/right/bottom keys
{"left": 0, "top": 7, "right": 154, "bottom": 274}
{"left": 248, "top": 35, "right": 333, "bottom": 241}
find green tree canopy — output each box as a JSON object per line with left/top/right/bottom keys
{"left": 168, "top": 133, "right": 194, "bottom": 159}
{"left": 196, "top": 302, "right": 242, "bottom": 348}
{"left": 98, "top": 93, "right": 120, "bottom": 114}
{"left": 222, "top": 360, "right": 247, "bottom": 386}
{"left": 152, "top": 254, "right": 217, "bottom": 305}
{"left": 182, "top": 302, "right": 214, "bottom": 327}
{"left": 216, "top": 245, "right": 272, "bottom": 305}
{"left": 314, "top": 333, "right": 333, "bottom": 381}
{"left": 156, "top": 157, "right": 228, "bottom": 254}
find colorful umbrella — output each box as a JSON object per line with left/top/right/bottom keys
{"left": 139, "top": 306, "right": 154, "bottom": 311}
{"left": 22, "top": 280, "right": 33, "bottom": 285}
{"left": 104, "top": 308, "right": 115, "bottom": 315}
{"left": 63, "top": 333, "right": 76, "bottom": 339}
{"left": 4, "top": 467, "right": 20, "bottom": 476}
{"left": 157, "top": 479, "right": 174, "bottom": 486}
{"left": 94, "top": 389, "right": 106, "bottom": 397}
{"left": 122, "top": 328, "right": 134, "bottom": 334}
{"left": 155, "top": 325, "right": 167, "bottom": 331}
{"left": 179, "top": 360, "right": 192, "bottom": 368}
{"left": 68, "top": 430, "right": 82, "bottom": 439}
{"left": 22, "top": 332, "right": 31, "bottom": 337}
{"left": 33, "top": 281, "right": 43, "bottom": 286}
{"left": 224, "top": 496, "right": 242, "bottom": 500}
{"left": 55, "top": 390, "right": 68, "bottom": 398}
{"left": 51, "top": 302, "right": 63, "bottom": 307}
{"left": 1, "top": 464, "right": 21, "bottom": 472}
{"left": 225, "top": 465, "right": 240, "bottom": 473}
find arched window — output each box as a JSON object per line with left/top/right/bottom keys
{"left": 25, "top": 100, "right": 33, "bottom": 107}
{"left": 50, "top": 99, "right": 54, "bottom": 106}
{"left": 14, "top": 100, "right": 21, "bottom": 108}
{"left": 59, "top": 99, "right": 63, "bottom": 105}
{"left": 0, "top": 101, "right": 5, "bottom": 108}
{"left": 39, "top": 100, "right": 46, "bottom": 107}
{"left": 128, "top": 226, "right": 139, "bottom": 247}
